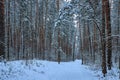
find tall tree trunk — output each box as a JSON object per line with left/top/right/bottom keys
{"left": 87, "top": 21, "right": 92, "bottom": 59}
{"left": 6, "top": 0, "right": 10, "bottom": 60}
{"left": 117, "top": 0, "right": 120, "bottom": 55}
{"left": 93, "top": 23, "right": 97, "bottom": 63}
{"left": 72, "top": 31, "right": 76, "bottom": 61}
{"left": 105, "top": 0, "right": 112, "bottom": 70}
{"left": 36, "top": 0, "right": 39, "bottom": 58}
{"left": 78, "top": 19, "right": 83, "bottom": 64}
{"left": 58, "top": 28, "right": 61, "bottom": 64}
{"left": 0, "top": 0, "right": 5, "bottom": 58}
{"left": 102, "top": 0, "right": 107, "bottom": 77}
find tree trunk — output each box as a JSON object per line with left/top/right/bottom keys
{"left": 105, "top": 0, "right": 112, "bottom": 70}
{"left": 87, "top": 21, "right": 93, "bottom": 59}
{"left": 58, "top": 28, "right": 61, "bottom": 64}
{"left": 0, "top": 0, "right": 5, "bottom": 58}
{"left": 72, "top": 31, "right": 76, "bottom": 61}
{"left": 117, "top": 0, "right": 120, "bottom": 54}
{"left": 102, "top": 0, "right": 107, "bottom": 77}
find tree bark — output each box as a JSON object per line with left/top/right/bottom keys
{"left": 102, "top": 0, "right": 107, "bottom": 77}
{"left": 105, "top": 0, "right": 112, "bottom": 70}
{"left": 0, "top": 0, "right": 5, "bottom": 58}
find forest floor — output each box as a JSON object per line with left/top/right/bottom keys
{"left": 0, "top": 59, "right": 119, "bottom": 80}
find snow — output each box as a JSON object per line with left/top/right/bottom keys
{"left": 0, "top": 60, "right": 119, "bottom": 80}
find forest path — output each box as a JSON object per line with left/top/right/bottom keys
{"left": 0, "top": 60, "right": 97, "bottom": 80}
{"left": 45, "top": 60, "right": 97, "bottom": 80}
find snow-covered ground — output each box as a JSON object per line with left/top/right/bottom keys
{"left": 0, "top": 60, "right": 119, "bottom": 80}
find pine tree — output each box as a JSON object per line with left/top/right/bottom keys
{"left": 0, "top": 0, "right": 5, "bottom": 58}
{"left": 102, "top": 0, "right": 107, "bottom": 77}
{"left": 105, "top": 0, "right": 112, "bottom": 70}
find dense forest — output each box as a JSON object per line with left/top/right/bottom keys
{"left": 0, "top": 0, "right": 120, "bottom": 78}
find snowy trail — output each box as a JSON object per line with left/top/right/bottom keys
{"left": 46, "top": 60, "right": 96, "bottom": 80}
{"left": 0, "top": 60, "right": 97, "bottom": 80}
